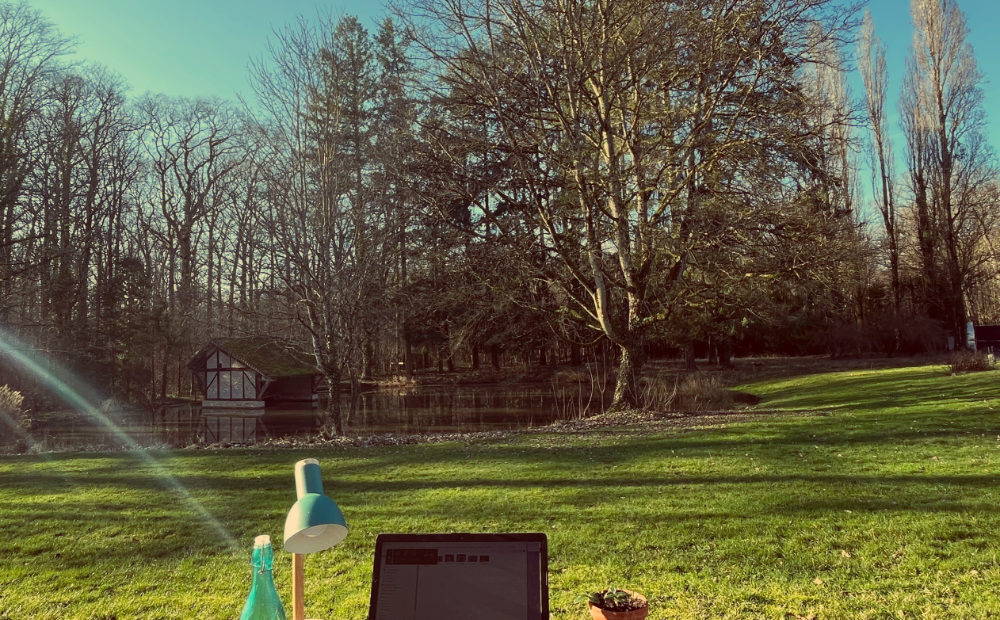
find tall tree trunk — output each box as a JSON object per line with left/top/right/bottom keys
{"left": 206, "top": 224, "right": 214, "bottom": 326}
{"left": 718, "top": 339, "right": 733, "bottom": 369}
{"left": 362, "top": 334, "right": 374, "bottom": 381}
{"left": 914, "top": 179, "right": 939, "bottom": 319}
{"left": 323, "top": 370, "right": 343, "bottom": 436}
{"left": 610, "top": 342, "right": 643, "bottom": 411}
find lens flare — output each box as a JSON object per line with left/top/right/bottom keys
{"left": 0, "top": 330, "right": 237, "bottom": 550}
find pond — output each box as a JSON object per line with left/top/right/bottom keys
{"left": 271, "top": 382, "right": 609, "bottom": 435}
{"left": 11, "top": 382, "right": 611, "bottom": 451}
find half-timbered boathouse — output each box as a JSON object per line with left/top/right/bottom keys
{"left": 186, "top": 338, "right": 319, "bottom": 443}
{"left": 188, "top": 337, "right": 320, "bottom": 410}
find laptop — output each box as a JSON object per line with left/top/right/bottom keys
{"left": 368, "top": 533, "right": 549, "bottom": 620}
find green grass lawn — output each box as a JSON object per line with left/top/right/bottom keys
{"left": 2, "top": 363, "right": 1000, "bottom": 618}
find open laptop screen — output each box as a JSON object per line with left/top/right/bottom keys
{"left": 368, "top": 533, "right": 548, "bottom": 620}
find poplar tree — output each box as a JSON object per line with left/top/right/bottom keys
{"left": 859, "top": 11, "right": 900, "bottom": 315}
{"left": 902, "top": 0, "right": 993, "bottom": 347}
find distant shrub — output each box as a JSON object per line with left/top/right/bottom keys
{"left": 827, "top": 322, "right": 870, "bottom": 358}
{"left": 826, "top": 315, "right": 950, "bottom": 357}
{"left": 0, "top": 385, "right": 29, "bottom": 445}
{"left": 641, "top": 372, "right": 733, "bottom": 411}
{"left": 949, "top": 350, "right": 995, "bottom": 373}
{"left": 899, "top": 316, "right": 947, "bottom": 354}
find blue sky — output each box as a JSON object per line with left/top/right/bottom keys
{"left": 860, "top": 1, "right": 1000, "bottom": 152}
{"left": 29, "top": 0, "right": 390, "bottom": 100}
{"left": 26, "top": 0, "right": 1000, "bottom": 219}
{"left": 29, "top": 1, "right": 998, "bottom": 106}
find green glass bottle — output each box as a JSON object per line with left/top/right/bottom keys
{"left": 239, "top": 535, "right": 287, "bottom": 620}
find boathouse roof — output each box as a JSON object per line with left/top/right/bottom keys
{"left": 187, "top": 337, "right": 317, "bottom": 378}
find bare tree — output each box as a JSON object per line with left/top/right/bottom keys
{"left": 251, "top": 18, "right": 346, "bottom": 431}
{"left": 26, "top": 68, "right": 138, "bottom": 352}
{"left": 859, "top": 10, "right": 900, "bottom": 315}
{"left": 405, "top": 0, "right": 858, "bottom": 408}
{"left": 141, "top": 97, "right": 245, "bottom": 317}
{"left": 903, "top": 0, "right": 993, "bottom": 346}
{"left": 373, "top": 18, "right": 419, "bottom": 377}
{"left": 251, "top": 15, "right": 399, "bottom": 434}
{"left": 140, "top": 96, "right": 245, "bottom": 395}
{"left": 0, "top": 2, "right": 71, "bottom": 323}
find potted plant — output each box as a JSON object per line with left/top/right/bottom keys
{"left": 587, "top": 587, "right": 648, "bottom": 620}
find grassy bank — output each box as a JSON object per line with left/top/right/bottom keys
{"left": 2, "top": 364, "right": 999, "bottom": 618}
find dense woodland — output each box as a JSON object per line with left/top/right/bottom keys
{"left": 1, "top": 0, "right": 998, "bottom": 433}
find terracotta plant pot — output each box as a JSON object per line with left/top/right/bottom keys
{"left": 588, "top": 591, "right": 648, "bottom": 620}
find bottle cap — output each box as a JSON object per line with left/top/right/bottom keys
{"left": 253, "top": 534, "right": 271, "bottom": 548}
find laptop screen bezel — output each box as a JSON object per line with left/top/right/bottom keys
{"left": 367, "top": 532, "right": 549, "bottom": 620}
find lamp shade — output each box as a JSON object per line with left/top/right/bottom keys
{"left": 283, "top": 458, "right": 348, "bottom": 554}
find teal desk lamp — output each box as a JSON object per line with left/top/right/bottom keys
{"left": 284, "top": 458, "right": 348, "bottom": 620}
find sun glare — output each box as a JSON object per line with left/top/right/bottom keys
{"left": 0, "top": 330, "right": 238, "bottom": 550}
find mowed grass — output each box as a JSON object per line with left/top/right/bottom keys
{"left": 2, "top": 364, "right": 1000, "bottom": 618}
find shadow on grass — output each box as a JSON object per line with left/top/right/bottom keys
{"left": 6, "top": 470, "right": 1000, "bottom": 506}
{"left": 6, "top": 467, "right": 999, "bottom": 573}
{"left": 3, "top": 411, "right": 999, "bottom": 494}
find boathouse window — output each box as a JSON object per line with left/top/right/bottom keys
{"left": 203, "top": 349, "right": 259, "bottom": 401}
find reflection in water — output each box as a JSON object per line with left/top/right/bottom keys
{"left": 18, "top": 383, "right": 609, "bottom": 450}
{"left": 271, "top": 384, "right": 598, "bottom": 436}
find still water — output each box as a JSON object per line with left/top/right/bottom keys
{"left": 276, "top": 384, "right": 592, "bottom": 435}
{"left": 17, "top": 383, "right": 609, "bottom": 451}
